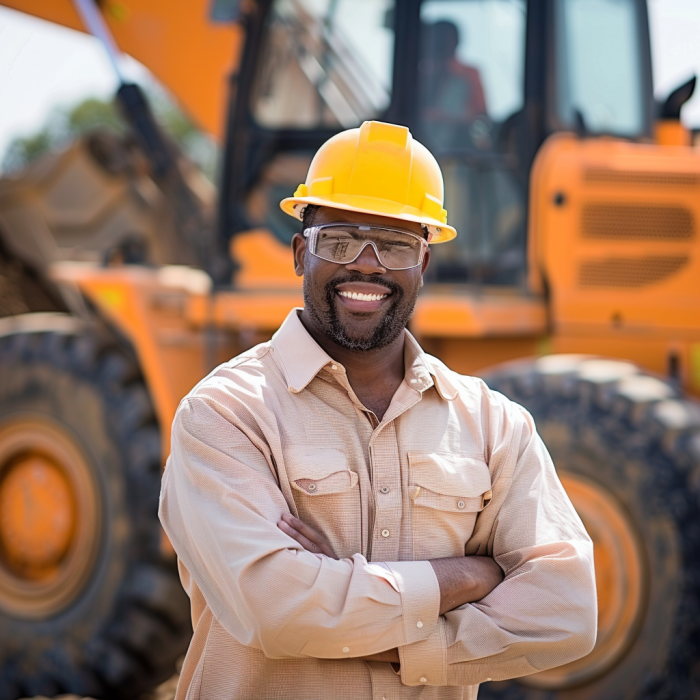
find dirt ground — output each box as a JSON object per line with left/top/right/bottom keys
{"left": 21, "top": 672, "right": 179, "bottom": 700}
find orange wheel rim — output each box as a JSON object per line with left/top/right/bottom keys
{"left": 521, "top": 471, "right": 647, "bottom": 689}
{"left": 0, "top": 416, "right": 102, "bottom": 619}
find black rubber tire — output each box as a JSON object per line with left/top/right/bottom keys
{"left": 0, "top": 322, "right": 191, "bottom": 699}
{"left": 478, "top": 355, "right": 700, "bottom": 700}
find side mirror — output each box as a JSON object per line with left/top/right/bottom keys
{"left": 659, "top": 76, "right": 696, "bottom": 120}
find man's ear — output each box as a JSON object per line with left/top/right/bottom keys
{"left": 292, "top": 233, "right": 306, "bottom": 277}
{"left": 419, "top": 245, "right": 431, "bottom": 287}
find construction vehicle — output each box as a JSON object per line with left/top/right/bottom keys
{"left": 0, "top": 0, "right": 699, "bottom": 698}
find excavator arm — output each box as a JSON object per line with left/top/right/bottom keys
{"left": 0, "top": 0, "right": 244, "bottom": 139}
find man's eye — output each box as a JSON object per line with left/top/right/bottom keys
{"left": 321, "top": 235, "right": 353, "bottom": 243}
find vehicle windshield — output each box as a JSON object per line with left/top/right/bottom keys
{"left": 418, "top": 0, "right": 528, "bottom": 286}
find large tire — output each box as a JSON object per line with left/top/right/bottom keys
{"left": 479, "top": 355, "right": 700, "bottom": 700}
{"left": 0, "top": 316, "right": 191, "bottom": 699}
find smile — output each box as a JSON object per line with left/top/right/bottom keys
{"left": 337, "top": 291, "right": 389, "bottom": 302}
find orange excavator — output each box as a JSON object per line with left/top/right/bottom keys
{"left": 0, "top": 1, "right": 699, "bottom": 698}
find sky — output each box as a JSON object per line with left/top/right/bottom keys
{"left": 0, "top": 0, "right": 700, "bottom": 166}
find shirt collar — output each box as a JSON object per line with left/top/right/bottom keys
{"left": 271, "top": 309, "right": 334, "bottom": 393}
{"left": 403, "top": 330, "right": 459, "bottom": 401}
{"left": 271, "top": 308, "right": 458, "bottom": 401}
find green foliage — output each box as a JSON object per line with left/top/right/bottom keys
{"left": 67, "top": 97, "right": 124, "bottom": 135}
{"left": 1, "top": 89, "right": 218, "bottom": 181}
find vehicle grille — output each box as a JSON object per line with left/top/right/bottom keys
{"left": 579, "top": 256, "right": 689, "bottom": 288}
{"left": 581, "top": 204, "right": 695, "bottom": 241}
{"left": 583, "top": 169, "right": 700, "bottom": 187}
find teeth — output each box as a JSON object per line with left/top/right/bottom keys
{"left": 338, "top": 291, "right": 388, "bottom": 302}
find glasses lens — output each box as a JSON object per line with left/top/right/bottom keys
{"left": 313, "top": 226, "right": 423, "bottom": 268}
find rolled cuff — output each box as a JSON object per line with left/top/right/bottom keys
{"left": 398, "top": 616, "right": 447, "bottom": 686}
{"left": 384, "top": 560, "right": 441, "bottom": 645}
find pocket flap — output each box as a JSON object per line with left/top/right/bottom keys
{"left": 408, "top": 452, "right": 491, "bottom": 510}
{"left": 284, "top": 446, "right": 358, "bottom": 495}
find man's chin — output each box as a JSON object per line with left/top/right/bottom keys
{"left": 332, "top": 325, "right": 384, "bottom": 351}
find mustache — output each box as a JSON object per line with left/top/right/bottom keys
{"left": 327, "top": 273, "right": 403, "bottom": 299}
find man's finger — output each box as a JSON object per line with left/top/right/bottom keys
{"left": 278, "top": 517, "right": 338, "bottom": 559}
{"left": 278, "top": 520, "right": 323, "bottom": 553}
{"left": 281, "top": 513, "right": 328, "bottom": 547}
{"left": 280, "top": 514, "right": 338, "bottom": 559}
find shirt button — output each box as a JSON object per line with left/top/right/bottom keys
{"left": 486, "top": 678, "right": 492, "bottom": 682}
{"left": 416, "top": 621, "right": 423, "bottom": 628}
{"left": 420, "top": 677, "right": 427, "bottom": 683}
{"left": 379, "top": 486, "right": 390, "bottom": 494}
{"left": 381, "top": 529, "right": 390, "bottom": 538}
{"left": 457, "top": 500, "right": 465, "bottom": 509}
{"left": 342, "top": 646, "right": 350, "bottom": 653}
{"left": 307, "top": 483, "right": 317, "bottom": 492}
{"left": 331, "top": 364, "right": 338, "bottom": 370}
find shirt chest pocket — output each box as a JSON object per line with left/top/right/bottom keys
{"left": 283, "top": 446, "right": 361, "bottom": 559}
{"left": 408, "top": 452, "right": 492, "bottom": 560}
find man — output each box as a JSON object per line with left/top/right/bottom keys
{"left": 159, "top": 121, "right": 596, "bottom": 700}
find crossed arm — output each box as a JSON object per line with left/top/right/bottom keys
{"left": 278, "top": 512, "right": 504, "bottom": 664}
{"left": 161, "top": 395, "right": 597, "bottom": 685}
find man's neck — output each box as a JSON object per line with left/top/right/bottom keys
{"left": 299, "top": 311, "right": 406, "bottom": 421}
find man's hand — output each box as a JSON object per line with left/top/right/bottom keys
{"left": 278, "top": 514, "right": 504, "bottom": 616}
{"left": 430, "top": 556, "right": 504, "bottom": 615}
{"left": 278, "top": 514, "right": 503, "bottom": 666}
{"left": 277, "top": 513, "right": 339, "bottom": 559}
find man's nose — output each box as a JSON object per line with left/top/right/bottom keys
{"left": 345, "top": 242, "right": 386, "bottom": 275}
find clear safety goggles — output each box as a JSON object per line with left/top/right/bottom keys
{"left": 303, "top": 224, "right": 428, "bottom": 270}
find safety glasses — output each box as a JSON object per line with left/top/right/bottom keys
{"left": 303, "top": 224, "right": 428, "bottom": 270}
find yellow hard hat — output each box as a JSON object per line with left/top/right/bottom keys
{"left": 280, "top": 120, "right": 456, "bottom": 243}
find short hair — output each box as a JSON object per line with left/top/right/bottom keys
{"left": 301, "top": 204, "right": 319, "bottom": 231}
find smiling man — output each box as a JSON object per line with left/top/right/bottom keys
{"left": 159, "top": 121, "right": 597, "bottom": 700}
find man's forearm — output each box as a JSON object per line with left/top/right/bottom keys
{"left": 359, "top": 557, "right": 503, "bottom": 665}
{"left": 430, "top": 556, "right": 504, "bottom": 615}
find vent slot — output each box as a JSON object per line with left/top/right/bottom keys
{"left": 579, "top": 256, "right": 689, "bottom": 288}
{"left": 582, "top": 204, "right": 695, "bottom": 241}
{"left": 584, "top": 169, "right": 700, "bottom": 187}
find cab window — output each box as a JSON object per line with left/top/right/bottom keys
{"left": 418, "top": 0, "right": 528, "bottom": 285}
{"left": 555, "top": 0, "right": 645, "bottom": 136}
{"left": 252, "top": 0, "right": 396, "bottom": 129}
{"left": 419, "top": 0, "right": 526, "bottom": 152}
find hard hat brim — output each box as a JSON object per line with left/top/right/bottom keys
{"left": 280, "top": 195, "right": 457, "bottom": 244}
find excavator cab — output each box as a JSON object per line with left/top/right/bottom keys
{"left": 220, "top": 0, "right": 654, "bottom": 290}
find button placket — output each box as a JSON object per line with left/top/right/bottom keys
{"left": 367, "top": 421, "right": 402, "bottom": 561}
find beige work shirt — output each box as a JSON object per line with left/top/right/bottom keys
{"left": 159, "top": 309, "right": 596, "bottom": 700}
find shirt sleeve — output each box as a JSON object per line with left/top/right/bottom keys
{"left": 398, "top": 390, "right": 597, "bottom": 687}
{"left": 159, "top": 395, "right": 441, "bottom": 660}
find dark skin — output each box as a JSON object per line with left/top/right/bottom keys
{"left": 292, "top": 206, "right": 423, "bottom": 420}
{"left": 281, "top": 206, "right": 504, "bottom": 664}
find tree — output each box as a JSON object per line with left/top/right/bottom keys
{"left": 1, "top": 89, "right": 218, "bottom": 181}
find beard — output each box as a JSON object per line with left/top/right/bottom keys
{"left": 304, "top": 272, "right": 419, "bottom": 351}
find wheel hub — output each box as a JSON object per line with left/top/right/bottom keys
{"left": 522, "top": 471, "right": 647, "bottom": 689}
{"left": 0, "top": 416, "right": 101, "bottom": 619}
{"left": 0, "top": 454, "right": 76, "bottom": 576}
